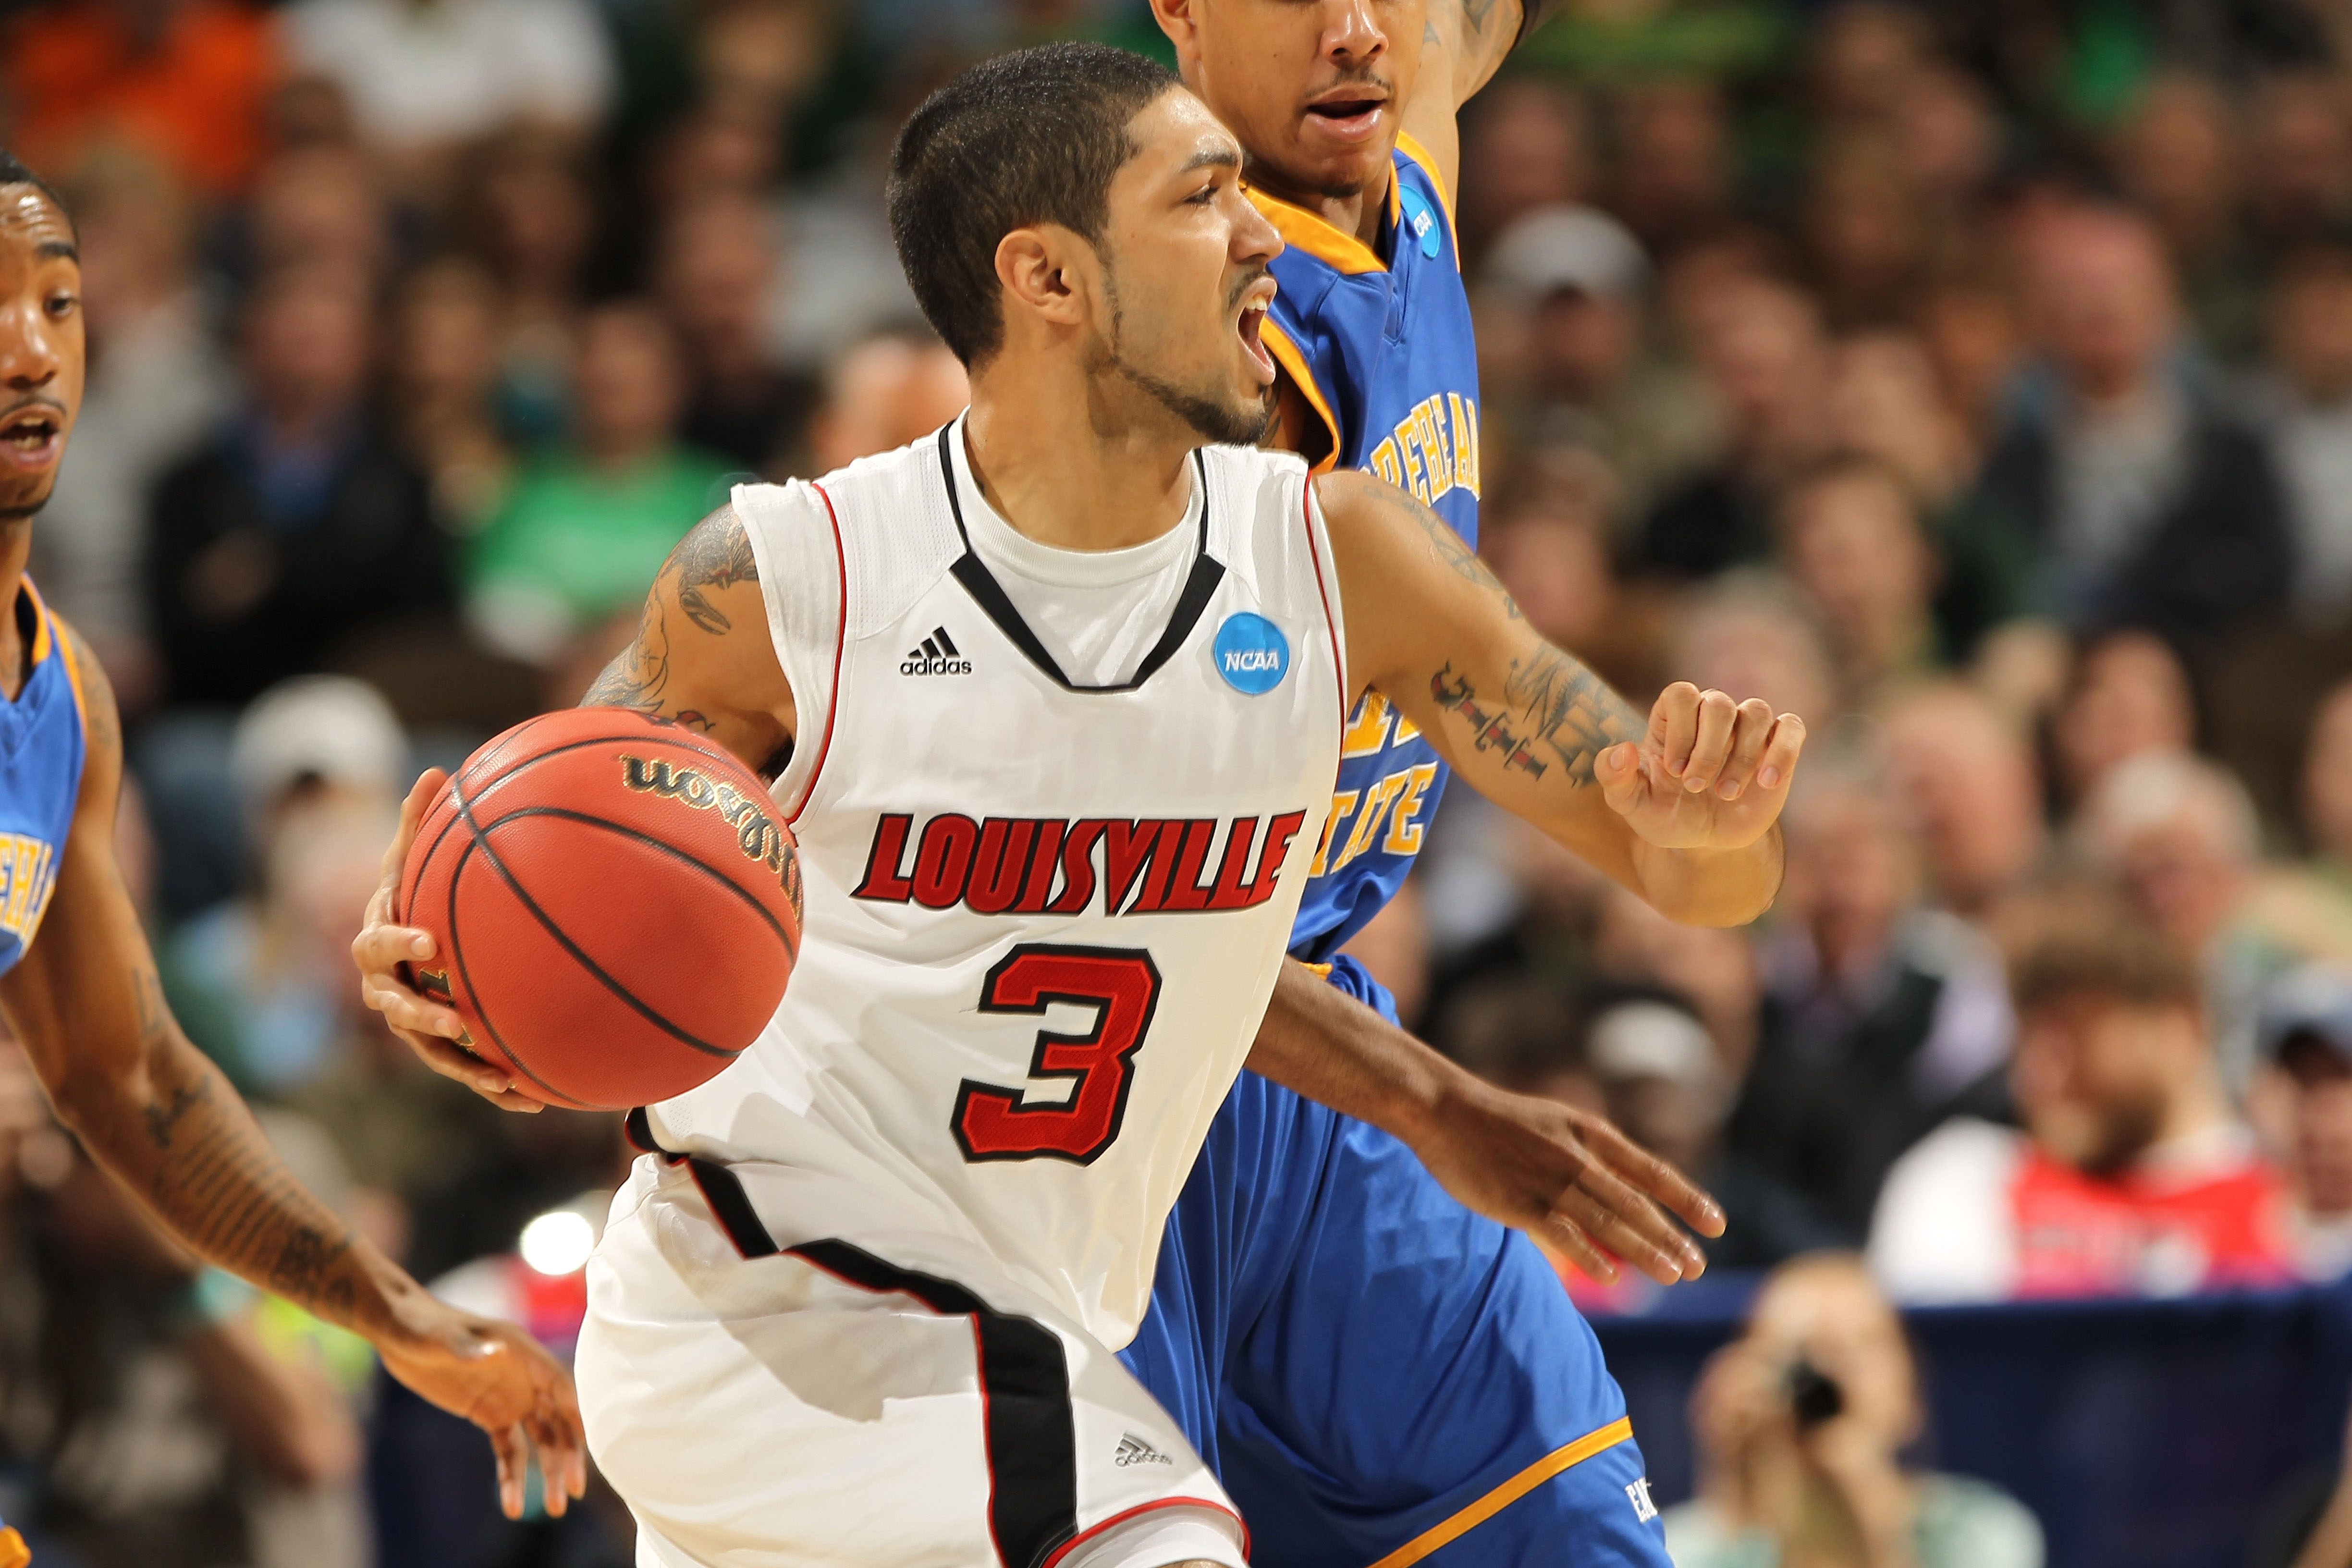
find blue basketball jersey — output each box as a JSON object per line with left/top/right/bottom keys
{"left": 1250, "top": 135, "right": 1482, "bottom": 960}
{"left": 0, "top": 579, "right": 88, "bottom": 977}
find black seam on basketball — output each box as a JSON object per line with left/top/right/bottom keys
{"left": 443, "top": 835, "right": 594, "bottom": 1109}
{"left": 449, "top": 768, "right": 747, "bottom": 1062}
{"left": 474, "top": 804, "right": 800, "bottom": 965}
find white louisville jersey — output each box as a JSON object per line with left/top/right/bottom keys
{"left": 643, "top": 417, "right": 1346, "bottom": 1348}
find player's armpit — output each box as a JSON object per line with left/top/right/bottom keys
{"left": 584, "top": 502, "right": 797, "bottom": 782}
{"left": 1313, "top": 470, "right": 1800, "bottom": 928}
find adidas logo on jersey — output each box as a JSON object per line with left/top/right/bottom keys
{"left": 901, "top": 626, "right": 971, "bottom": 676}
{"left": 1114, "top": 1433, "right": 1172, "bottom": 1468}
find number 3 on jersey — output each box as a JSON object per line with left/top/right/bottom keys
{"left": 952, "top": 944, "right": 1163, "bottom": 1164}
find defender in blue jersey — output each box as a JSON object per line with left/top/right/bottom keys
{"left": 0, "top": 151, "right": 586, "bottom": 1526}
{"left": 1128, "top": 4, "right": 1740, "bottom": 1563}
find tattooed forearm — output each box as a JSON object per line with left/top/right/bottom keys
{"left": 1365, "top": 483, "right": 1523, "bottom": 619}
{"left": 671, "top": 505, "right": 758, "bottom": 637}
{"left": 1429, "top": 649, "right": 1642, "bottom": 785}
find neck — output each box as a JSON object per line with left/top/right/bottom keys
{"left": 1243, "top": 155, "right": 1388, "bottom": 250}
{"left": 0, "top": 519, "right": 31, "bottom": 699}
{"left": 2154, "top": 1068, "right": 2233, "bottom": 1152}
{"left": 963, "top": 362, "right": 1200, "bottom": 552}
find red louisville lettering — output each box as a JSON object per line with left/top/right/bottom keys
{"left": 968, "top": 819, "right": 1040, "bottom": 915}
{"left": 1246, "top": 811, "right": 1308, "bottom": 905}
{"left": 853, "top": 813, "right": 916, "bottom": 902}
{"left": 911, "top": 814, "right": 980, "bottom": 908}
{"left": 1141, "top": 820, "right": 1219, "bottom": 913}
{"left": 1016, "top": 820, "right": 1066, "bottom": 913}
{"left": 1102, "top": 821, "right": 1164, "bottom": 914}
{"left": 1049, "top": 820, "right": 1108, "bottom": 914}
{"left": 1206, "top": 817, "right": 1260, "bottom": 909}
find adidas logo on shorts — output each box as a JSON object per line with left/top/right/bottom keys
{"left": 901, "top": 626, "right": 972, "bottom": 676}
{"left": 1114, "top": 1433, "right": 1173, "bottom": 1467}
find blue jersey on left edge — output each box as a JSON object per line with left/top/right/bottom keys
{"left": 1250, "top": 134, "right": 1482, "bottom": 960}
{"left": 0, "top": 579, "right": 87, "bottom": 977}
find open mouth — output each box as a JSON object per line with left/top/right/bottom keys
{"left": 0, "top": 407, "right": 61, "bottom": 473}
{"left": 1304, "top": 91, "right": 1388, "bottom": 141}
{"left": 1238, "top": 301, "right": 1275, "bottom": 384}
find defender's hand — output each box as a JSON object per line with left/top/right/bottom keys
{"left": 1598, "top": 683, "right": 1805, "bottom": 853}
{"left": 1410, "top": 1072, "right": 1725, "bottom": 1286}
{"left": 353, "top": 770, "right": 547, "bottom": 1113}
{"left": 378, "top": 1303, "right": 589, "bottom": 1519}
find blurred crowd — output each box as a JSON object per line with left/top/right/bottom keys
{"left": 16, "top": 0, "right": 2352, "bottom": 1561}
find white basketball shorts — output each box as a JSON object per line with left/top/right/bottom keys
{"left": 577, "top": 1152, "right": 1250, "bottom": 1568}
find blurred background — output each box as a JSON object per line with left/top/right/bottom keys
{"left": 17, "top": 0, "right": 2352, "bottom": 1563}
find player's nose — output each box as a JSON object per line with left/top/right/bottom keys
{"left": 0, "top": 302, "right": 61, "bottom": 390}
{"left": 1322, "top": 0, "right": 1386, "bottom": 62}
{"left": 1235, "top": 199, "right": 1283, "bottom": 267}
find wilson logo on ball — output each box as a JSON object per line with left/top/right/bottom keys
{"left": 622, "top": 755, "right": 802, "bottom": 908}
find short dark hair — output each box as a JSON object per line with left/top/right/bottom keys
{"left": 2005, "top": 881, "right": 2203, "bottom": 1017}
{"left": 887, "top": 42, "right": 1179, "bottom": 366}
{"left": 0, "top": 148, "right": 69, "bottom": 227}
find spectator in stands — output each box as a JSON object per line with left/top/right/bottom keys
{"left": 1480, "top": 204, "right": 1720, "bottom": 523}
{"left": 284, "top": 0, "right": 614, "bottom": 187}
{"left": 1730, "top": 745, "right": 2014, "bottom": 1244}
{"left": 387, "top": 257, "right": 513, "bottom": 533}
{"left": 1582, "top": 992, "right": 1842, "bottom": 1272}
{"left": 2110, "top": 74, "right": 2258, "bottom": 362}
{"left": 1667, "top": 574, "right": 1840, "bottom": 733}
{"left": 1455, "top": 79, "right": 1592, "bottom": 266}
{"left": 160, "top": 677, "right": 404, "bottom": 1097}
{"left": 2256, "top": 244, "right": 2352, "bottom": 625}
{"left": 1917, "top": 267, "right": 2028, "bottom": 450}
{"left": 0, "top": 1042, "right": 369, "bottom": 1568}
{"left": 2052, "top": 629, "right": 2196, "bottom": 809}
{"left": 1639, "top": 275, "right": 1836, "bottom": 583}
{"left": 2077, "top": 751, "right": 2289, "bottom": 1091}
{"left": 1480, "top": 448, "right": 1629, "bottom": 685}
{"left": 655, "top": 193, "right": 812, "bottom": 471}
{"left": 1588, "top": 878, "right": 1763, "bottom": 1079}
{"left": 26, "top": 147, "right": 230, "bottom": 709}
{"left": 1608, "top": 81, "right": 1738, "bottom": 253}
{"left": 465, "top": 299, "right": 731, "bottom": 663}
{"left": 1871, "top": 880, "right": 2292, "bottom": 1300}
{"left": 1967, "top": 205, "right": 2291, "bottom": 662}
{"left": 2246, "top": 73, "right": 2352, "bottom": 255}
{"left": 1879, "top": 682, "right": 2049, "bottom": 918}
{"left": 1776, "top": 455, "right": 1943, "bottom": 710}
{"left": 796, "top": 326, "right": 970, "bottom": 477}
{"left": 0, "top": 0, "right": 281, "bottom": 198}
{"left": 2254, "top": 967, "right": 2352, "bottom": 1281}
{"left": 1666, "top": 1252, "right": 2046, "bottom": 1568}
{"left": 2247, "top": 677, "right": 2352, "bottom": 968}
{"left": 454, "top": 126, "right": 597, "bottom": 445}
{"left": 1801, "top": 133, "right": 1929, "bottom": 329}
{"left": 143, "top": 263, "right": 452, "bottom": 709}
{"left": 242, "top": 144, "right": 393, "bottom": 290}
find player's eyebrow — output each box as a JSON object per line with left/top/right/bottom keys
{"left": 36, "top": 240, "right": 77, "bottom": 261}
{"left": 1179, "top": 147, "right": 1242, "bottom": 176}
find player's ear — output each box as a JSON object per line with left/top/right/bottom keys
{"left": 1146, "top": 0, "right": 1199, "bottom": 62}
{"left": 993, "top": 225, "right": 1091, "bottom": 337}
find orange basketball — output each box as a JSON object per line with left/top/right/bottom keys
{"left": 398, "top": 708, "right": 803, "bottom": 1111}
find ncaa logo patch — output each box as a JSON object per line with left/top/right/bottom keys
{"left": 1213, "top": 612, "right": 1289, "bottom": 696}
{"left": 1399, "top": 184, "right": 1442, "bottom": 259}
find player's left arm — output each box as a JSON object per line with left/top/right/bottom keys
{"left": 1400, "top": 0, "right": 1559, "bottom": 194}
{"left": 0, "top": 621, "right": 586, "bottom": 1521}
{"left": 1314, "top": 469, "right": 1801, "bottom": 927}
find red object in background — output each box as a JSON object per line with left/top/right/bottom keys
{"left": 509, "top": 1255, "right": 590, "bottom": 1348}
{"left": 2009, "top": 1145, "right": 2296, "bottom": 1298}
{"left": 0, "top": 0, "right": 279, "bottom": 198}
{"left": 399, "top": 708, "right": 803, "bottom": 1111}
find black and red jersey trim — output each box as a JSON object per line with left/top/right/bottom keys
{"left": 657, "top": 1145, "right": 1082, "bottom": 1568}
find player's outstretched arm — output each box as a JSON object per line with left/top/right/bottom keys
{"left": 1401, "top": 0, "right": 1560, "bottom": 193}
{"left": 1250, "top": 959, "right": 1724, "bottom": 1284}
{"left": 1314, "top": 470, "right": 1801, "bottom": 929}
{"left": 2, "top": 625, "right": 586, "bottom": 1519}
{"left": 356, "top": 502, "right": 796, "bottom": 1105}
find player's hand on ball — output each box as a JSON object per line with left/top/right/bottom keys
{"left": 377, "top": 1303, "right": 588, "bottom": 1520}
{"left": 1596, "top": 683, "right": 1805, "bottom": 852}
{"left": 1411, "top": 1072, "right": 1724, "bottom": 1286}
{"left": 354, "top": 769, "right": 548, "bottom": 1113}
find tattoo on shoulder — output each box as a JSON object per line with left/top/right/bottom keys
{"left": 671, "top": 505, "right": 758, "bottom": 637}
{"left": 1428, "top": 647, "right": 1641, "bottom": 785}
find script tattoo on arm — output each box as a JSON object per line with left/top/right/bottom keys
{"left": 1363, "top": 481, "right": 1524, "bottom": 619}
{"left": 583, "top": 504, "right": 757, "bottom": 733}
{"left": 1429, "top": 649, "right": 1642, "bottom": 786}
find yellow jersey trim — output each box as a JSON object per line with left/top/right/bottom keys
{"left": 20, "top": 577, "right": 50, "bottom": 670}
{"left": 1260, "top": 317, "right": 1341, "bottom": 474}
{"left": 1244, "top": 161, "right": 1401, "bottom": 276}
{"left": 1364, "top": 1417, "right": 1637, "bottom": 1568}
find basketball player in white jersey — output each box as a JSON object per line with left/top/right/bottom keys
{"left": 356, "top": 44, "right": 1801, "bottom": 1568}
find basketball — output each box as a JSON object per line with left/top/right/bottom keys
{"left": 396, "top": 708, "right": 803, "bottom": 1111}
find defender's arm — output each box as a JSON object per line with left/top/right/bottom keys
{"left": 1400, "top": 0, "right": 1562, "bottom": 193}
{"left": 357, "top": 502, "right": 796, "bottom": 1098}
{"left": 2, "top": 624, "right": 585, "bottom": 1519}
{"left": 1314, "top": 469, "right": 1800, "bottom": 928}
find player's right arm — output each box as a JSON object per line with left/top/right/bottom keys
{"left": 356, "top": 503, "right": 797, "bottom": 1098}
{"left": 5, "top": 621, "right": 586, "bottom": 1520}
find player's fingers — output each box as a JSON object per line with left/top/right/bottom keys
{"left": 1595, "top": 739, "right": 1648, "bottom": 820}
{"left": 1678, "top": 689, "right": 1739, "bottom": 794}
{"left": 359, "top": 971, "right": 466, "bottom": 1041}
{"left": 1565, "top": 1161, "right": 1703, "bottom": 1279}
{"left": 351, "top": 920, "right": 437, "bottom": 977}
{"left": 1580, "top": 1112, "right": 1727, "bottom": 1236}
{"left": 1554, "top": 1180, "right": 1693, "bottom": 1285}
{"left": 380, "top": 1015, "right": 539, "bottom": 1108}
{"left": 381, "top": 769, "right": 447, "bottom": 891}
{"left": 1753, "top": 713, "right": 1808, "bottom": 796}
{"left": 1646, "top": 681, "right": 1700, "bottom": 777}
{"left": 490, "top": 1422, "right": 528, "bottom": 1519}
{"left": 1713, "top": 698, "right": 1777, "bottom": 802}
{"left": 1539, "top": 1213, "right": 1621, "bottom": 1286}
